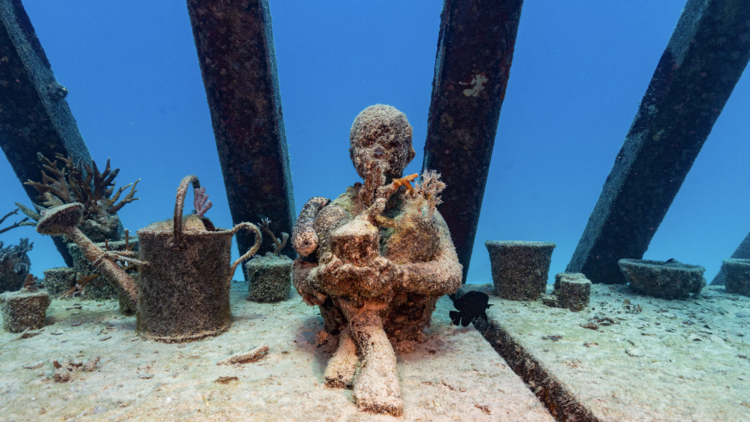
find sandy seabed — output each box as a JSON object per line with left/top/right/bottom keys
{"left": 0, "top": 281, "right": 552, "bottom": 422}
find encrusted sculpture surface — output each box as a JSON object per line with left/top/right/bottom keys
{"left": 291, "top": 105, "right": 462, "bottom": 416}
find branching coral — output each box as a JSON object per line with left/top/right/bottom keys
{"left": 413, "top": 170, "right": 446, "bottom": 218}
{"left": 193, "top": 186, "right": 212, "bottom": 217}
{"left": 259, "top": 217, "right": 288, "bottom": 256}
{"left": 19, "top": 153, "right": 140, "bottom": 242}
{"left": 0, "top": 209, "right": 33, "bottom": 235}
{"left": 0, "top": 238, "right": 33, "bottom": 274}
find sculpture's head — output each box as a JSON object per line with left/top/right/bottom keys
{"left": 349, "top": 105, "right": 415, "bottom": 183}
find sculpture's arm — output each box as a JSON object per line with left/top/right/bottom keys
{"left": 291, "top": 196, "right": 331, "bottom": 257}
{"left": 396, "top": 213, "right": 462, "bottom": 296}
{"left": 292, "top": 197, "right": 354, "bottom": 305}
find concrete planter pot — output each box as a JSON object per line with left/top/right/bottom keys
{"left": 0, "top": 289, "right": 50, "bottom": 333}
{"left": 43, "top": 267, "right": 77, "bottom": 298}
{"left": 485, "top": 241, "right": 555, "bottom": 300}
{"left": 618, "top": 259, "right": 705, "bottom": 299}
{"left": 67, "top": 237, "right": 139, "bottom": 301}
{"left": 722, "top": 258, "right": 750, "bottom": 296}
{"left": 246, "top": 253, "right": 292, "bottom": 303}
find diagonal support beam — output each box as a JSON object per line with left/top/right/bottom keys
{"left": 187, "top": 0, "right": 295, "bottom": 275}
{"left": 711, "top": 232, "right": 750, "bottom": 285}
{"left": 0, "top": 0, "right": 94, "bottom": 267}
{"left": 423, "top": 0, "right": 524, "bottom": 283}
{"left": 567, "top": 0, "right": 750, "bottom": 284}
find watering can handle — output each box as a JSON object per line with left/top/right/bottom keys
{"left": 227, "top": 222, "right": 263, "bottom": 281}
{"left": 173, "top": 175, "right": 201, "bottom": 240}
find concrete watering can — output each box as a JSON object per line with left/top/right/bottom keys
{"left": 35, "top": 175, "right": 262, "bottom": 343}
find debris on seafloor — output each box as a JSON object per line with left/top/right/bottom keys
{"left": 449, "top": 290, "right": 493, "bottom": 326}
{"left": 622, "top": 298, "right": 643, "bottom": 314}
{"left": 49, "top": 356, "right": 101, "bottom": 383}
{"left": 542, "top": 335, "right": 563, "bottom": 342}
{"left": 216, "top": 345, "right": 269, "bottom": 366}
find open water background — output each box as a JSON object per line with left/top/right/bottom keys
{"left": 1, "top": 0, "right": 748, "bottom": 283}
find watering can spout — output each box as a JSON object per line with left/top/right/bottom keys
{"left": 36, "top": 203, "right": 140, "bottom": 308}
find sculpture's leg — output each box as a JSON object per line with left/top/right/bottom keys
{"left": 324, "top": 327, "right": 359, "bottom": 388}
{"left": 341, "top": 300, "right": 403, "bottom": 416}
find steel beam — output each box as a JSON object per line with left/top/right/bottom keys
{"left": 567, "top": 0, "right": 750, "bottom": 284}
{"left": 423, "top": 0, "right": 524, "bottom": 282}
{"left": 0, "top": 0, "right": 94, "bottom": 266}
{"left": 187, "top": 0, "right": 296, "bottom": 273}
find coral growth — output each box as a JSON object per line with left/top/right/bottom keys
{"left": 193, "top": 186, "right": 212, "bottom": 217}
{"left": 18, "top": 153, "right": 140, "bottom": 242}
{"left": 291, "top": 105, "right": 462, "bottom": 416}
{"left": 259, "top": 217, "right": 288, "bottom": 256}
{"left": 0, "top": 208, "right": 32, "bottom": 235}
{"left": 0, "top": 238, "right": 34, "bottom": 292}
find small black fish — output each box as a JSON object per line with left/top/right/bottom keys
{"left": 449, "top": 291, "right": 493, "bottom": 327}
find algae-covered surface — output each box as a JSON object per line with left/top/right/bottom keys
{"left": 476, "top": 283, "right": 750, "bottom": 421}
{"left": 0, "top": 282, "right": 552, "bottom": 421}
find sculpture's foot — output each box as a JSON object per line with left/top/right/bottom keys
{"left": 340, "top": 299, "right": 404, "bottom": 416}
{"left": 352, "top": 346, "right": 403, "bottom": 416}
{"left": 324, "top": 328, "right": 359, "bottom": 389}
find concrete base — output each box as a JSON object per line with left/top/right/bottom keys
{"left": 0, "top": 289, "right": 50, "bottom": 333}
{"left": 0, "top": 282, "right": 552, "bottom": 421}
{"left": 472, "top": 283, "right": 750, "bottom": 421}
{"left": 67, "top": 237, "right": 138, "bottom": 301}
{"left": 42, "top": 267, "right": 77, "bottom": 299}
{"left": 246, "top": 253, "right": 292, "bottom": 303}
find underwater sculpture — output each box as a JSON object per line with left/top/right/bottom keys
{"left": 34, "top": 175, "right": 262, "bottom": 342}
{"left": 291, "top": 105, "right": 462, "bottom": 416}
{"left": 17, "top": 153, "right": 139, "bottom": 243}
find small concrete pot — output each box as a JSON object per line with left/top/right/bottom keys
{"left": 485, "top": 241, "right": 556, "bottom": 300}
{"left": 722, "top": 259, "right": 750, "bottom": 296}
{"left": 0, "top": 289, "right": 50, "bottom": 333}
{"left": 43, "top": 267, "right": 77, "bottom": 299}
{"left": 618, "top": 259, "right": 705, "bottom": 299}
{"left": 246, "top": 253, "right": 292, "bottom": 303}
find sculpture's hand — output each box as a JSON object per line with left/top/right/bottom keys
{"left": 318, "top": 255, "right": 401, "bottom": 297}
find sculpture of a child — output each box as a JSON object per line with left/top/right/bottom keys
{"left": 291, "top": 104, "right": 462, "bottom": 416}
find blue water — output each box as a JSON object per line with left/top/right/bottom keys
{"left": 2, "top": 0, "right": 749, "bottom": 284}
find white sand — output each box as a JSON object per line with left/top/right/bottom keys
{"left": 0, "top": 282, "right": 552, "bottom": 421}
{"left": 475, "top": 283, "right": 750, "bottom": 421}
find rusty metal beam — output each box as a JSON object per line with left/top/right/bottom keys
{"left": 0, "top": 0, "right": 94, "bottom": 267}
{"left": 423, "top": 0, "right": 524, "bottom": 282}
{"left": 567, "top": 0, "right": 750, "bottom": 284}
{"left": 187, "top": 0, "right": 295, "bottom": 274}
